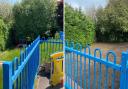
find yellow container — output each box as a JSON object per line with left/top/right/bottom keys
{"left": 50, "top": 52, "right": 64, "bottom": 86}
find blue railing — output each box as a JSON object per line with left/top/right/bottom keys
{"left": 3, "top": 36, "right": 40, "bottom": 89}
{"left": 40, "top": 37, "right": 63, "bottom": 64}
{"left": 65, "top": 41, "right": 128, "bottom": 89}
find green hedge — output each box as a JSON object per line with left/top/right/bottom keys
{"left": 65, "top": 4, "right": 95, "bottom": 46}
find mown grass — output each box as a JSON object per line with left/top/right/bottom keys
{"left": 0, "top": 48, "right": 20, "bottom": 89}
{"left": 0, "top": 48, "right": 20, "bottom": 61}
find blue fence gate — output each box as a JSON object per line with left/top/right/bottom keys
{"left": 65, "top": 41, "right": 128, "bottom": 89}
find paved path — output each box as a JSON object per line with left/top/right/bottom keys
{"left": 36, "top": 76, "right": 64, "bottom": 89}
{"left": 36, "top": 66, "right": 64, "bottom": 89}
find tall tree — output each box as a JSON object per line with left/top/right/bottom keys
{"left": 13, "top": 0, "right": 57, "bottom": 42}
{"left": 96, "top": 0, "right": 128, "bottom": 42}
{"left": 0, "top": 1, "right": 13, "bottom": 22}
{"left": 65, "top": 4, "right": 95, "bottom": 46}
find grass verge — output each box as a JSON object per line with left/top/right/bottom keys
{"left": 0, "top": 48, "right": 20, "bottom": 89}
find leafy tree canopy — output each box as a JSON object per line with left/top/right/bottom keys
{"left": 96, "top": 0, "right": 128, "bottom": 42}
{"left": 13, "top": 0, "right": 57, "bottom": 41}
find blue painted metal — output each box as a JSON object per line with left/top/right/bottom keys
{"left": 60, "top": 31, "right": 63, "bottom": 41}
{"left": 65, "top": 41, "right": 128, "bottom": 89}
{"left": 2, "top": 35, "right": 128, "bottom": 89}
{"left": 3, "top": 36, "right": 40, "bottom": 89}
{"left": 120, "top": 52, "right": 128, "bottom": 89}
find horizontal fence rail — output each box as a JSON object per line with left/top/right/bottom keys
{"left": 65, "top": 41, "right": 128, "bottom": 89}
{"left": 3, "top": 36, "right": 40, "bottom": 89}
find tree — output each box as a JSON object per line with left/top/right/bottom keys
{"left": 0, "top": 1, "right": 13, "bottom": 51}
{"left": 65, "top": 4, "right": 95, "bottom": 46}
{"left": 13, "top": 0, "right": 57, "bottom": 42}
{"left": 0, "top": 1, "right": 13, "bottom": 23}
{"left": 96, "top": 0, "right": 128, "bottom": 42}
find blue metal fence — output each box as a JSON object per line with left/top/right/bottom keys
{"left": 40, "top": 37, "right": 63, "bottom": 64}
{"left": 2, "top": 32, "right": 128, "bottom": 89}
{"left": 3, "top": 36, "right": 40, "bottom": 89}
{"left": 65, "top": 41, "right": 128, "bottom": 89}
{"left": 2, "top": 34, "right": 63, "bottom": 89}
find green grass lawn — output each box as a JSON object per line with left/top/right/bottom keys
{"left": 0, "top": 48, "right": 20, "bottom": 61}
{"left": 0, "top": 48, "right": 20, "bottom": 89}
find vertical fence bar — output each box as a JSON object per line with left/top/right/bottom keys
{"left": 120, "top": 52, "right": 128, "bottom": 89}
{"left": 105, "top": 60, "right": 108, "bottom": 89}
{"left": 12, "top": 59, "right": 15, "bottom": 89}
{"left": 80, "top": 46, "right": 82, "bottom": 89}
{"left": 15, "top": 58, "right": 19, "bottom": 89}
{"left": 68, "top": 51, "right": 70, "bottom": 86}
{"left": 76, "top": 51, "right": 78, "bottom": 89}
{"left": 74, "top": 52, "right": 77, "bottom": 89}
{"left": 41, "top": 41, "right": 42, "bottom": 63}
{"left": 20, "top": 51, "right": 23, "bottom": 89}
{"left": 84, "top": 48, "right": 87, "bottom": 89}
{"left": 3, "top": 62, "right": 12, "bottom": 89}
{"left": 112, "top": 55, "right": 116, "bottom": 89}
{"left": 93, "top": 59, "right": 96, "bottom": 89}
{"left": 88, "top": 49, "right": 91, "bottom": 89}
{"left": 70, "top": 51, "right": 72, "bottom": 87}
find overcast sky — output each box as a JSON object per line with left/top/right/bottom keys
{"left": 0, "top": 0, "right": 21, "bottom": 4}
{"left": 65, "top": 0, "right": 108, "bottom": 11}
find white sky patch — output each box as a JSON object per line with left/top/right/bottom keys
{"left": 0, "top": 0, "right": 21, "bottom": 4}
{"left": 65, "top": 0, "right": 108, "bottom": 10}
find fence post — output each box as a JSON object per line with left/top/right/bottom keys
{"left": 120, "top": 52, "right": 128, "bottom": 89}
{"left": 3, "top": 62, "right": 12, "bottom": 89}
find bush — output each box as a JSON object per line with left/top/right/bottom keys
{"left": 0, "top": 19, "right": 9, "bottom": 51}
{"left": 65, "top": 4, "right": 95, "bottom": 46}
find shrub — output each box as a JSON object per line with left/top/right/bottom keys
{"left": 0, "top": 19, "right": 8, "bottom": 51}
{"left": 65, "top": 4, "right": 95, "bottom": 46}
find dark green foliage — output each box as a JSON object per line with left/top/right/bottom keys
{"left": 96, "top": 0, "right": 128, "bottom": 42}
{"left": 65, "top": 4, "right": 95, "bottom": 46}
{"left": 0, "top": 19, "right": 10, "bottom": 51}
{"left": 13, "top": 0, "right": 57, "bottom": 41}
